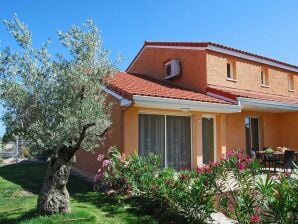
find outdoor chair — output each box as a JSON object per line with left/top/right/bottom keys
{"left": 263, "top": 153, "right": 275, "bottom": 171}
{"left": 255, "top": 151, "right": 266, "bottom": 171}
{"left": 250, "top": 148, "right": 256, "bottom": 159}
{"left": 274, "top": 150, "right": 296, "bottom": 173}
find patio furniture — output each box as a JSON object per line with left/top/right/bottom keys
{"left": 255, "top": 151, "right": 272, "bottom": 171}
{"left": 250, "top": 148, "right": 256, "bottom": 159}
{"left": 274, "top": 150, "right": 296, "bottom": 173}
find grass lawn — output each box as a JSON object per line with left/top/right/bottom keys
{"left": 0, "top": 162, "right": 181, "bottom": 224}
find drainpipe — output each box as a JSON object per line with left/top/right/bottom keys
{"left": 120, "top": 100, "right": 134, "bottom": 154}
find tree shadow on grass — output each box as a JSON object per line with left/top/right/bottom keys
{"left": 0, "top": 162, "right": 186, "bottom": 224}
{"left": 0, "top": 208, "right": 39, "bottom": 224}
{"left": 72, "top": 191, "right": 186, "bottom": 224}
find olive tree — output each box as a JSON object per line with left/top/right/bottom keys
{"left": 0, "top": 15, "right": 116, "bottom": 214}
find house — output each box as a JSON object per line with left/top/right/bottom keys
{"left": 73, "top": 41, "right": 298, "bottom": 178}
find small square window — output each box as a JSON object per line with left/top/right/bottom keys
{"left": 226, "top": 60, "right": 236, "bottom": 80}
{"left": 260, "top": 68, "right": 269, "bottom": 86}
{"left": 261, "top": 71, "right": 265, "bottom": 85}
{"left": 227, "top": 63, "right": 232, "bottom": 79}
{"left": 288, "top": 74, "right": 294, "bottom": 91}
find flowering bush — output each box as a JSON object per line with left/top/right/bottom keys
{"left": 94, "top": 146, "right": 160, "bottom": 194}
{"left": 94, "top": 147, "right": 215, "bottom": 223}
{"left": 195, "top": 150, "right": 261, "bottom": 223}
{"left": 94, "top": 148, "right": 298, "bottom": 224}
{"left": 203, "top": 150, "right": 297, "bottom": 224}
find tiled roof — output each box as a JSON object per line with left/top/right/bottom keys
{"left": 143, "top": 41, "right": 298, "bottom": 70}
{"left": 207, "top": 86, "right": 298, "bottom": 105}
{"left": 105, "top": 72, "right": 231, "bottom": 104}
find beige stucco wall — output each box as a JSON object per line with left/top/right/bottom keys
{"left": 206, "top": 52, "right": 298, "bottom": 97}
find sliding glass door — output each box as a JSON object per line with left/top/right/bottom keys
{"left": 139, "top": 114, "right": 191, "bottom": 170}
{"left": 202, "top": 117, "right": 214, "bottom": 164}
{"left": 138, "top": 114, "right": 165, "bottom": 166}
{"left": 245, "top": 117, "right": 260, "bottom": 152}
{"left": 166, "top": 116, "right": 191, "bottom": 170}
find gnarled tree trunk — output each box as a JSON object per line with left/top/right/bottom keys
{"left": 37, "top": 149, "right": 76, "bottom": 214}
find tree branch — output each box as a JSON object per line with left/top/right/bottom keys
{"left": 75, "top": 122, "right": 95, "bottom": 149}
{"left": 96, "top": 127, "right": 108, "bottom": 137}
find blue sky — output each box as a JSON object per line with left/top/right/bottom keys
{"left": 1, "top": 0, "right": 298, "bottom": 137}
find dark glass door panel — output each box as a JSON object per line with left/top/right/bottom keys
{"left": 202, "top": 117, "right": 214, "bottom": 164}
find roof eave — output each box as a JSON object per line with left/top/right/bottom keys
{"left": 237, "top": 97, "right": 298, "bottom": 112}
{"left": 133, "top": 95, "right": 242, "bottom": 113}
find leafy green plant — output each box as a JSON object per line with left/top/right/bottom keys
{"left": 21, "top": 147, "right": 30, "bottom": 158}
{"left": 201, "top": 150, "right": 261, "bottom": 223}
{"left": 256, "top": 173, "right": 298, "bottom": 224}
{"left": 94, "top": 148, "right": 215, "bottom": 223}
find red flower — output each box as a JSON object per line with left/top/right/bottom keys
{"left": 284, "top": 172, "right": 290, "bottom": 177}
{"left": 237, "top": 161, "right": 246, "bottom": 170}
{"left": 237, "top": 152, "right": 243, "bottom": 160}
{"left": 197, "top": 165, "right": 212, "bottom": 174}
{"left": 250, "top": 215, "right": 261, "bottom": 224}
{"left": 180, "top": 173, "right": 190, "bottom": 181}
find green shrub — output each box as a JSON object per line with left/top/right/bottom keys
{"left": 94, "top": 148, "right": 298, "bottom": 224}
{"left": 94, "top": 147, "right": 215, "bottom": 223}
{"left": 21, "top": 147, "right": 31, "bottom": 158}
{"left": 256, "top": 173, "right": 298, "bottom": 224}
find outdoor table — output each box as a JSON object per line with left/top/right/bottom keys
{"left": 256, "top": 151, "right": 298, "bottom": 172}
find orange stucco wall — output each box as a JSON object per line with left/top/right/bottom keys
{"left": 73, "top": 94, "right": 122, "bottom": 177}
{"left": 279, "top": 112, "right": 298, "bottom": 150}
{"left": 123, "top": 107, "right": 228, "bottom": 167}
{"left": 75, "top": 101, "right": 297, "bottom": 177}
{"left": 128, "top": 47, "right": 207, "bottom": 93}
{"left": 222, "top": 110, "right": 298, "bottom": 154}
{"left": 207, "top": 52, "right": 298, "bottom": 97}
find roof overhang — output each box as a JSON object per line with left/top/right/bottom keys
{"left": 101, "top": 86, "right": 132, "bottom": 106}
{"left": 127, "top": 43, "right": 298, "bottom": 73}
{"left": 207, "top": 45, "right": 298, "bottom": 73}
{"left": 237, "top": 97, "right": 298, "bottom": 112}
{"left": 133, "top": 95, "right": 242, "bottom": 113}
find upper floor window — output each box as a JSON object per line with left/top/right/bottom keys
{"left": 227, "top": 60, "right": 236, "bottom": 81}
{"left": 288, "top": 74, "right": 295, "bottom": 91}
{"left": 260, "top": 68, "right": 269, "bottom": 87}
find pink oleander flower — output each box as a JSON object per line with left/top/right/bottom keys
{"left": 93, "top": 169, "right": 103, "bottom": 183}
{"left": 102, "top": 159, "right": 111, "bottom": 168}
{"left": 226, "top": 150, "right": 234, "bottom": 158}
{"left": 250, "top": 215, "right": 261, "bottom": 224}
{"left": 97, "top": 154, "right": 105, "bottom": 162}
{"left": 244, "top": 155, "right": 251, "bottom": 163}
{"left": 237, "top": 151, "right": 244, "bottom": 160}
{"left": 196, "top": 165, "right": 212, "bottom": 174}
{"left": 237, "top": 161, "right": 246, "bottom": 170}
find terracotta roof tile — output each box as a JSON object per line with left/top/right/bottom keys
{"left": 207, "top": 86, "right": 298, "bottom": 105}
{"left": 105, "top": 72, "right": 231, "bottom": 104}
{"left": 143, "top": 41, "right": 298, "bottom": 70}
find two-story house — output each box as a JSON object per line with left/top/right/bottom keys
{"left": 74, "top": 41, "right": 298, "bottom": 177}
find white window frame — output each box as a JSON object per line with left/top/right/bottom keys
{"left": 245, "top": 116, "right": 261, "bottom": 151}
{"left": 227, "top": 62, "right": 233, "bottom": 79}
{"left": 138, "top": 112, "right": 193, "bottom": 170}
